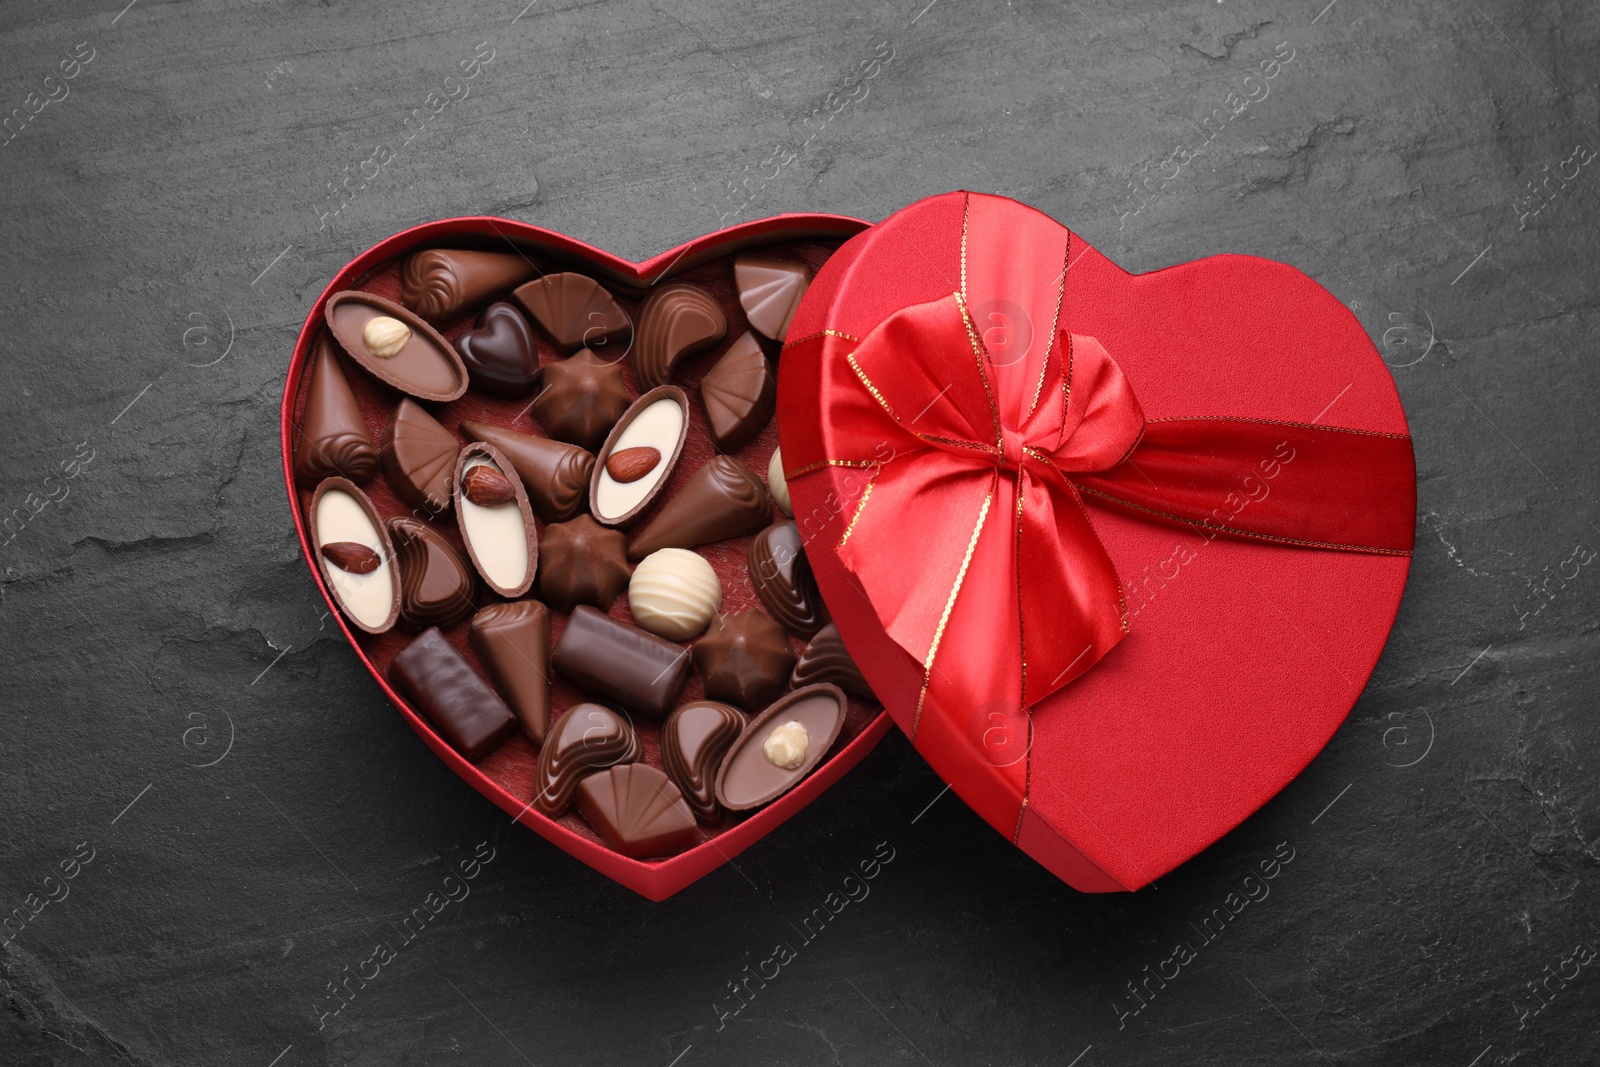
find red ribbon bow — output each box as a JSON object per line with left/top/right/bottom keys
{"left": 784, "top": 193, "right": 1414, "bottom": 837}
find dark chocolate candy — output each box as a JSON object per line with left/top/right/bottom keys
{"left": 530, "top": 348, "right": 633, "bottom": 452}
{"left": 791, "top": 623, "right": 874, "bottom": 699}
{"left": 388, "top": 517, "right": 477, "bottom": 630}
{"left": 733, "top": 254, "right": 811, "bottom": 342}
{"left": 590, "top": 386, "right": 689, "bottom": 528}
{"left": 310, "top": 477, "right": 400, "bottom": 635}
{"left": 551, "top": 605, "right": 691, "bottom": 719}
{"left": 469, "top": 601, "right": 552, "bottom": 744}
{"left": 457, "top": 421, "right": 593, "bottom": 523}
{"left": 400, "top": 248, "right": 542, "bottom": 323}
{"left": 536, "top": 516, "right": 631, "bottom": 614}
{"left": 574, "top": 764, "right": 699, "bottom": 858}
{"left": 325, "top": 290, "right": 467, "bottom": 402}
{"left": 714, "top": 684, "right": 846, "bottom": 811}
{"left": 627, "top": 455, "right": 772, "bottom": 560}
{"left": 453, "top": 444, "right": 537, "bottom": 598}
{"left": 294, "top": 334, "right": 378, "bottom": 489}
{"left": 534, "top": 702, "right": 641, "bottom": 815}
{"left": 660, "top": 701, "right": 747, "bottom": 823}
{"left": 699, "top": 331, "right": 775, "bottom": 453}
{"left": 381, "top": 399, "right": 458, "bottom": 515}
{"left": 455, "top": 301, "right": 539, "bottom": 397}
{"left": 513, "top": 273, "right": 631, "bottom": 355}
{"left": 631, "top": 283, "right": 727, "bottom": 390}
{"left": 748, "top": 521, "right": 827, "bottom": 637}
{"left": 390, "top": 628, "right": 516, "bottom": 761}
{"left": 692, "top": 610, "right": 796, "bottom": 711}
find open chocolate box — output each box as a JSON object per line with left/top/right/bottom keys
{"left": 280, "top": 215, "right": 892, "bottom": 901}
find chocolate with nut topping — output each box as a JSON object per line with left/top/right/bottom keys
{"left": 326, "top": 290, "right": 467, "bottom": 401}
{"left": 457, "top": 421, "right": 593, "bottom": 523}
{"left": 715, "top": 684, "right": 846, "bottom": 811}
{"left": 453, "top": 444, "right": 537, "bottom": 599}
{"left": 591, "top": 387, "right": 689, "bottom": 528}
{"left": 310, "top": 477, "right": 400, "bottom": 635}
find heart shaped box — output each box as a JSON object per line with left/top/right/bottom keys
{"left": 777, "top": 191, "right": 1415, "bottom": 892}
{"left": 280, "top": 213, "right": 892, "bottom": 902}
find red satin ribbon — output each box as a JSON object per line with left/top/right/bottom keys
{"left": 783, "top": 193, "right": 1414, "bottom": 839}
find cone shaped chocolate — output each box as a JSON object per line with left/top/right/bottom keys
{"left": 294, "top": 334, "right": 378, "bottom": 489}
{"left": 458, "top": 421, "right": 594, "bottom": 522}
{"left": 400, "top": 249, "right": 542, "bottom": 323}
{"left": 627, "top": 456, "right": 772, "bottom": 561}
{"left": 469, "top": 601, "right": 552, "bottom": 744}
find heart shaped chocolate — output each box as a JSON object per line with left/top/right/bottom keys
{"left": 454, "top": 301, "right": 539, "bottom": 397}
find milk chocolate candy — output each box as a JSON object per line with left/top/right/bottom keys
{"left": 469, "top": 601, "right": 552, "bottom": 744}
{"left": 631, "top": 283, "right": 727, "bottom": 390}
{"left": 381, "top": 399, "right": 458, "bottom": 515}
{"left": 692, "top": 610, "right": 796, "bottom": 711}
{"left": 390, "top": 628, "right": 516, "bottom": 761}
{"left": 534, "top": 702, "right": 641, "bottom": 815}
{"left": 294, "top": 334, "right": 378, "bottom": 489}
{"left": 325, "top": 291, "right": 468, "bottom": 402}
{"left": 628, "top": 548, "right": 722, "bottom": 641}
{"left": 627, "top": 456, "right": 772, "bottom": 561}
{"left": 748, "top": 522, "right": 827, "bottom": 638}
{"left": 455, "top": 302, "right": 539, "bottom": 397}
{"left": 791, "top": 623, "right": 873, "bottom": 699}
{"left": 591, "top": 387, "right": 689, "bottom": 528}
{"left": 733, "top": 254, "right": 811, "bottom": 341}
{"left": 309, "top": 478, "right": 400, "bottom": 634}
{"left": 513, "top": 273, "right": 631, "bottom": 355}
{"left": 574, "top": 764, "right": 699, "bottom": 858}
{"left": 453, "top": 444, "right": 537, "bottom": 598}
{"left": 400, "top": 248, "right": 542, "bottom": 323}
{"left": 457, "top": 421, "right": 593, "bottom": 523}
{"left": 715, "top": 684, "right": 846, "bottom": 811}
{"left": 537, "top": 516, "right": 631, "bottom": 613}
{"left": 660, "top": 701, "right": 746, "bottom": 823}
{"left": 551, "top": 606, "right": 691, "bottom": 719}
{"left": 388, "top": 517, "right": 477, "bottom": 630}
{"left": 530, "top": 348, "right": 633, "bottom": 452}
{"left": 766, "top": 447, "right": 793, "bottom": 516}
{"left": 699, "top": 331, "right": 776, "bottom": 453}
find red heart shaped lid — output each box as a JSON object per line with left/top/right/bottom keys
{"left": 777, "top": 190, "right": 1415, "bottom": 892}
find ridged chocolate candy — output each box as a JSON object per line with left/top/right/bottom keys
{"left": 631, "top": 283, "right": 727, "bottom": 390}
{"left": 699, "top": 331, "right": 775, "bottom": 453}
{"left": 733, "top": 254, "right": 811, "bottom": 341}
{"left": 381, "top": 399, "right": 458, "bottom": 515}
{"left": 400, "top": 248, "right": 542, "bottom": 323}
{"left": 530, "top": 348, "right": 632, "bottom": 452}
{"left": 513, "top": 273, "right": 631, "bottom": 355}
{"left": 534, "top": 702, "right": 641, "bottom": 816}
{"left": 660, "top": 701, "right": 747, "bottom": 823}
{"left": 537, "top": 516, "right": 631, "bottom": 614}
{"left": 692, "top": 610, "right": 796, "bottom": 711}
{"left": 388, "top": 517, "right": 477, "bottom": 630}
{"left": 294, "top": 334, "right": 378, "bottom": 489}
{"left": 574, "top": 764, "right": 699, "bottom": 858}
{"left": 791, "top": 623, "right": 873, "bottom": 699}
{"left": 627, "top": 456, "right": 772, "bottom": 561}
{"left": 457, "top": 421, "right": 593, "bottom": 523}
{"left": 469, "top": 601, "right": 552, "bottom": 744}
{"left": 455, "top": 302, "right": 539, "bottom": 397}
{"left": 748, "top": 522, "right": 826, "bottom": 638}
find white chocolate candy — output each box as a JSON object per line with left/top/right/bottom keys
{"left": 595, "top": 397, "right": 684, "bottom": 521}
{"left": 762, "top": 720, "right": 809, "bottom": 770}
{"left": 315, "top": 488, "right": 396, "bottom": 630}
{"left": 628, "top": 548, "right": 722, "bottom": 640}
{"left": 458, "top": 456, "right": 529, "bottom": 593}
{"left": 767, "top": 447, "right": 792, "bottom": 516}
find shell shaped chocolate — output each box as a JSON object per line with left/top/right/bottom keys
{"left": 573, "top": 764, "right": 699, "bottom": 858}
{"left": 400, "top": 249, "right": 542, "bottom": 323}
{"left": 748, "top": 522, "right": 827, "bottom": 637}
{"left": 733, "top": 254, "right": 811, "bottom": 341}
{"left": 387, "top": 517, "right": 477, "bottom": 630}
{"left": 661, "top": 701, "right": 747, "bottom": 823}
{"left": 535, "top": 702, "right": 642, "bottom": 816}
{"left": 791, "top": 623, "right": 874, "bottom": 699}
{"left": 381, "top": 399, "right": 458, "bottom": 515}
{"left": 513, "top": 273, "right": 632, "bottom": 355}
{"left": 699, "top": 331, "right": 776, "bottom": 453}
{"left": 631, "top": 283, "right": 728, "bottom": 390}
{"left": 325, "top": 290, "right": 468, "bottom": 401}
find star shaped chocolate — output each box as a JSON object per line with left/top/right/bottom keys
{"left": 537, "top": 515, "right": 632, "bottom": 614}
{"left": 692, "top": 609, "right": 797, "bottom": 711}
{"left": 530, "top": 348, "right": 632, "bottom": 453}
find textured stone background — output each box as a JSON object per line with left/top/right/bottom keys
{"left": 2, "top": 0, "right": 1597, "bottom": 1064}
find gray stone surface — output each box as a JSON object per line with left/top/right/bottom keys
{"left": 2, "top": 0, "right": 1597, "bottom": 1063}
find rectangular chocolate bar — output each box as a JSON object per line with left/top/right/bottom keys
{"left": 390, "top": 628, "right": 517, "bottom": 761}
{"left": 550, "top": 606, "right": 691, "bottom": 719}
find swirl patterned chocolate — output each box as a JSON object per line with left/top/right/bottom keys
{"left": 400, "top": 248, "right": 542, "bottom": 323}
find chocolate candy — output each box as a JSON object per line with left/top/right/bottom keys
{"left": 388, "top": 517, "right": 477, "bottom": 630}
{"left": 513, "top": 272, "right": 631, "bottom": 355}
{"left": 574, "top": 764, "right": 699, "bottom": 858}
{"left": 457, "top": 421, "right": 593, "bottom": 523}
{"left": 733, "top": 254, "right": 811, "bottom": 342}
{"left": 390, "top": 628, "right": 517, "bottom": 761}
{"left": 628, "top": 548, "right": 722, "bottom": 640}
{"left": 748, "top": 521, "right": 826, "bottom": 637}
{"left": 700, "top": 331, "right": 775, "bottom": 453}
{"left": 766, "top": 446, "right": 793, "bottom": 516}
{"left": 453, "top": 444, "right": 537, "bottom": 598}
{"left": 715, "top": 684, "right": 846, "bottom": 811}
{"left": 310, "top": 478, "right": 399, "bottom": 634}
{"left": 537, "top": 515, "right": 631, "bottom": 613}
{"left": 534, "top": 702, "right": 641, "bottom": 815}
{"left": 455, "top": 302, "right": 539, "bottom": 397}
{"left": 469, "top": 601, "right": 552, "bottom": 744}
{"left": 380, "top": 399, "right": 458, "bottom": 515}
{"left": 627, "top": 456, "right": 772, "bottom": 561}
{"left": 400, "top": 248, "right": 542, "bottom": 323}
{"left": 591, "top": 386, "right": 689, "bottom": 528}
{"left": 294, "top": 334, "right": 378, "bottom": 489}
{"left": 530, "top": 348, "right": 632, "bottom": 452}
{"left": 692, "top": 610, "right": 796, "bottom": 711}
{"left": 631, "top": 283, "right": 727, "bottom": 390}
{"left": 325, "top": 290, "right": 468, "bottom": 402}
{"left": 661, "top": 701, "right": 746, "bottom": 823}
{"left": 551, "top": 605, "right": 691, "bottom": 719}
{"left": 791, "top": 623, "right": 873, "bottom": 699}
